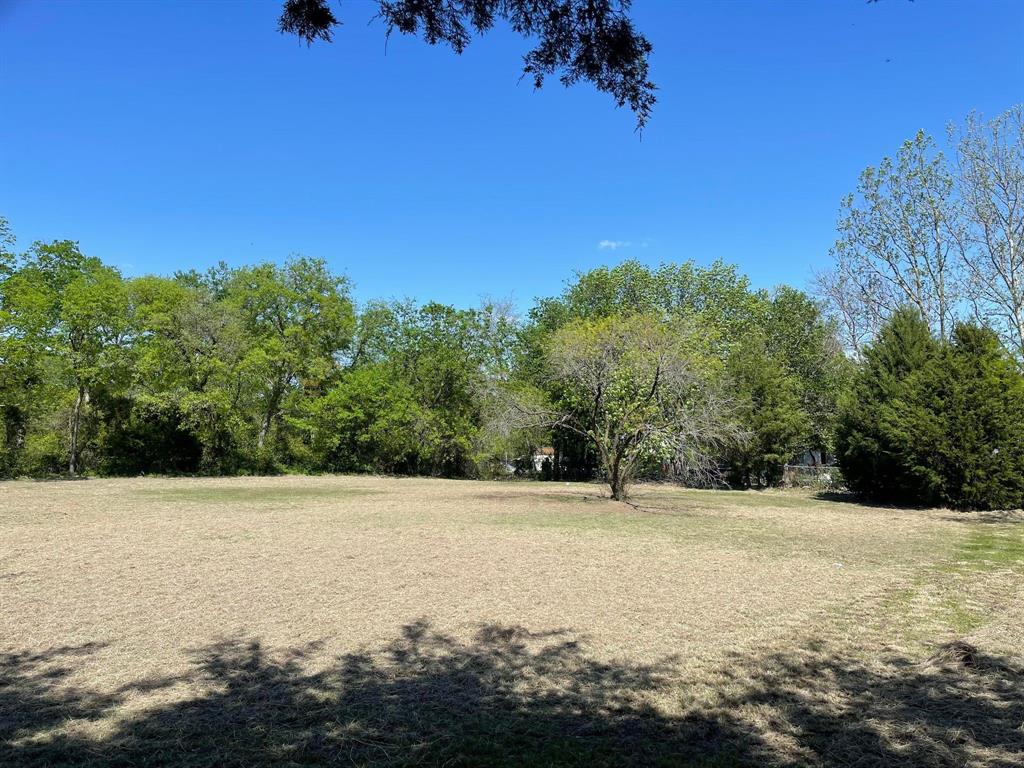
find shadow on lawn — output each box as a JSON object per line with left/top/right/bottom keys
{"left": 2, "top": 623, "right": 1022, "bottom": 767}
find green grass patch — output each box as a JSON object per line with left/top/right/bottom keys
{"left": 142, "top": 486, "right": 380, "bottom": 505}
{"left": 486, "top": 504, "right": 811, "bottom": 555}
{"left": 938, "top": 596, "right": 985, "bottom": 634}
{"left": 489, "top": 508, "right": 709, "bottom": 537}
{"left": 878, "top": 521, "right": 1024, "bottom": 649}
{"left": 950, "top": 525, "right": 1024, "bottom": 571}
{"left": 641, "top": 488, "right": 828, "bottom": 510}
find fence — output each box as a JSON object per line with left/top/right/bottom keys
{"left": 781, "top": 464, "right": 845, "bottom": 490}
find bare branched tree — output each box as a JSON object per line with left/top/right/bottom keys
{"left": 818, "top": 131, "right": 963, "bottom": 353}
{"left": 811, "top": 267, "right": 887, "bottom": 360}
{"left": 951, "top": 106, "right": 1024, "bottom": 359}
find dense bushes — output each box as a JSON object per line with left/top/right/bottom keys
{"left": 838, "top": 309, "right": 1024, "bottom": 510}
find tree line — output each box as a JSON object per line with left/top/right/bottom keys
{"left": 2, "top": 105, "right": 1021, "bottom": 509}
{"left": 0, "top": 227, "right": 842, "bottom": 492}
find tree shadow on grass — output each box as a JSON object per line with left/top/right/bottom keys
{"left": 2, "top": 623, "right": 1022, "bottom": 767}
{"left": 811, "top": 490, "right": 921, "bottom": 509}
{"left": 689, "top": 640, "right": 1024, "bottom": 768}
{"left": 811, "top": 491, "right": 1023, "bottom": 523}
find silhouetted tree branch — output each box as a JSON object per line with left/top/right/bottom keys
{"left": 279, "top": 0, "right": 656, "bottom": 128}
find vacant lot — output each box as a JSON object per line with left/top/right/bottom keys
{"left": 2, "top": 476, "right": 1022, "bottom": 767}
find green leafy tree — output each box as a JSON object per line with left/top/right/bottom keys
{"left": 760, "top": 286, "right": 851, "bottom": 460}
{"left": 0, "top": 238, "right": 123, "bottom": 475}
{"left": 0, "top": 219, "right": 28, "bottom": 468}
{"left": 837, "top": 307, "right": 941, "bottom": 505}
{"left": 881, "top": 323, "right": 1024, "bottom": 510}
{"left": 302, "top": 363, "right": 423, "bottom": 473}
{"left": 302, "top": 299, "right": 516, "bottom": 476}
{"left": 726, "top": 337, "right": 811, "bottom": 488}
{"left": 225, "top": 257, "right": 355, "bottom": 468}
{"left": 539, "top": 314, "right": 731, "bottom": 500}
{"left": 130, "top": 274, "right": 252, "bottom": 473}
{"left": 520, "top": 259, "right": 769, "bottom": 481}
{"left": 528, "top": 259, "right": 766, "bottom": 347}
{"left": 938, "top": 325, "right": 1024, "bottom": 509}
{"left": 60, "top": 263, "right": 132, "bottom": 474}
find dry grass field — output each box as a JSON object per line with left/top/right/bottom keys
{"left": 2, "top": 475, "right": 1022, "bottom": 767}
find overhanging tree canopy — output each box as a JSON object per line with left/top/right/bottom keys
{"left": 279, "top": 0, "right": 656, "bottom": 128}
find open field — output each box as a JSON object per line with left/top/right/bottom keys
{"left": 2, "top": 475, "right": 1022, "bottom": 767}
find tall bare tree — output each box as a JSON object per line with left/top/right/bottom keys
{"left": 819, "top": 131, "right": 962, "bottom": 353}
{"left": 951, "top": 106, "right": 1024, "bottom": 359}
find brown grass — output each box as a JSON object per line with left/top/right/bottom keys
{"left": 1, "top": 475, "right": 1021, "bottom": 766}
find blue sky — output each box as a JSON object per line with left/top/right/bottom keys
{"left": 1, "top": 0, "right": 1021, "bottom": 311}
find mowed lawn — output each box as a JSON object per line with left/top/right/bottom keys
{"left": 1, "top": 476, "right": 1022, "bottom": 767}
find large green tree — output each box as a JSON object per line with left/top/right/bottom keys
{"left": 0, "top": 238, "right": 128, "bottom": 475}
{"left": 837, "top": 307, "right": 940, "bottom": 505}
{"left": 521, "top": 260, "right": 843, "bottom": 481}
{"left": 115, "top": 275, "right": 241, "bottom": 473}
{"left": 880, "top": 323, "right": 1024, "bottom": 510}
{"left": 225, "top": 257, "right": 355, "bottom": 468}
{"left": 60, "top": 262, "right": 132, "bottom": 474}
{"left": 838, "top": 307, "right": 1024, "bottom": 510}
{"left": 760, "top": 286, "right": 850, "bottom": 460}
{"left": 537, "top": 314, "right": 731, "bottom": 500}
{"left": 725, "top": 336, "right": 810, "bottom": 488}
{"left": 303, "top": 299, "right": 516, "bottom": 476}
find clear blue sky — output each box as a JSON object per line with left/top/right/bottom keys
{"left": 1, "top": 0, "right": 1021, "bottom": 310}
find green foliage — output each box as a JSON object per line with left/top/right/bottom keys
{"left": 545, "top": 314, "right": 728, "bottom": 499}
{"left": 0, "top": 219, "right": 847, "bottom": 489}
{"left": 526, "top": 258, "right": 765, "bottom": 356}
{"left": 760, "top": 286, "right": 851, "bottom": 458}
{"left": 936, "top": 326, "right": 1024, "bottom": 509}
{"left": 0, "top": 239, "right": 120, "bottom": 474}
{"left": 838, "top": 309, "right": 1024, "bottom": 510}
{"left": 302, "top": 301, "right": 516, "bottom": 477}
{"left": 224, "top": 257, "right": 355, "bottom": 470}
{"left": 277, "top": 0, "right": 656, "bottom": 129}
{"left": 519, "top": 260, "right": 845, "bottom": 484}
{"left": 838, "top": 308, "right": 942, "bottom": 505}
{"left": 725, "top": 337, "right": 810, "bottom": 488}
{"left": 302, "top": 363, "right": 423, "bottom": 473}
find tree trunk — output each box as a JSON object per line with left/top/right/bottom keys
{"left": 258, "top": 381, "right": 286, "bottom": 452}
{"left": 257, "top": 408, "right": 273, "bottom": 451}
{"left": 608, "top": 452, "right": 624, "bottom": 501}
{"left": 69, "top": 385, "right": 85, "bottom": 475}
{"left": 3, "top": 405, "right": 26, "bottom": 451}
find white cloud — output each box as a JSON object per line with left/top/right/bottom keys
{"left": 597, "top": 239, "right": 631, "bottom": 250}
